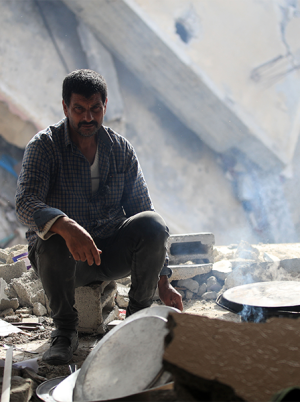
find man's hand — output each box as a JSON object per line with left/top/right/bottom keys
{"left": 50, "top": 216, "right": 102, "bottom": 266}
{"left": 158, "top": 275, "right": 183, "bottom": 311}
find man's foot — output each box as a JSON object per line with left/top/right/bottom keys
{"left": 42, "top": 329, "right": 78, "bottom": 365}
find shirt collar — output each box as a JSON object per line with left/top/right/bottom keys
{"left": 63, "top": 118, "right": 113, "bottom": 151}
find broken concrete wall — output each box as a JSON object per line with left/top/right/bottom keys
{"left": 113, "top": 61, "right": 255, "bottom": 242}
{"left": 0, "top": 0, "right": 260, "bottom": 245}
{"left": 132, "top": 0, "right": 300, "bottom": 168}
{"left": 0, "top": 0, "right": 299, "bottom": 245}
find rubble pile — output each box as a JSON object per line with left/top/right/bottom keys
{"left": 1, "top": 240, "right": 300, "bottom": 326}
{"left": 168, "top": 240, "right": 300, "bottom": 301}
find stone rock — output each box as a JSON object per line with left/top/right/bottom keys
{"left": 202, "top": 291, "right": 217, "bottom": 301}
{"left": 206, "top": 276, "right": 222, "bottom": 292}
{"left": 177, "top": 278, "right": 199, "bottom": 294}
{"left": 197, "top": 283, "right": 207, "bottom": 297}
{"left": 116, "top": 283, "right": 130, "bottom": 308}
{"left": 4, "top": 315, "right": 21, "bottom": 322}
{"left": 185, "top": 290, "right": 194, "bottom": 300}
{"left": 0, "top": 376, "right": 34, "bottom": 402}
{"left": 0, "top": 260, "right": 27, "bottom": 284}
{"left": 97, "top": 305, "right": 120, "bottom": 334}
{"left": 15, "top": 307, "right": 33, "bottom": 315}
{"left": 32, "top": 302, "right": 47, "bottom": 316}
{"left": 0, "top": 277, "right": 8, "bottom": 299}
{"left": 0, "top": 297, "right": 19, "bottom": 311}
{"left": 31, "top": 289, "right": 48, "bottom": 306}
{"left": 212, "top": 260, "right": 233, "bottom": 281}
{"left": 6, "top": 284, "right": 18, "bottom": 299}
{"left": 0, "top": 308, "right": 14, "bottom": 317}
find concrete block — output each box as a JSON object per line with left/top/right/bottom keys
{"left": 167, "top": 233, "right": 215, "bottom": 265}
{"left": 11, "top": 269, "right": 44, "bottom": 307}
{"left": 75, "top": 281, "right": 117, "bottom": 333}
{"left": 171, "top": 263, "right": 212, "bottom": 281}
{"left": 0, "top": 260, "right": 27, "bottom": 284}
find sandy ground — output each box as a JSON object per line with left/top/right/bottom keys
{"left": 0, "top": 298, "right": 241, "bottom": 380}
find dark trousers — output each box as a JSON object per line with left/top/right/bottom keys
{"left": 28, "top": 211, "right": 169, "bottom": 330}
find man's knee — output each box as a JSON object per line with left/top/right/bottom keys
{"left": 31, "top": 235, "right": 71, "bottom": 275}
{"left": 133, "top": 211, "right": 168, "bottom": 238}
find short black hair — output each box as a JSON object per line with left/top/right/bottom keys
{"left": 62, "top": 69, "right": 107, "bottom": 106}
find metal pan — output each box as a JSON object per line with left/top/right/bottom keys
{"left": 73, "top": 315, "right": 169, "bottom": 401}
{"left": 36, "top": 377, "right": 67, "bottom": 402}
{"left": 217, "top": 281, "right": 300, "bottom": 321}
{"left": 52, "top": 370, "right": 80, "bottom": 402}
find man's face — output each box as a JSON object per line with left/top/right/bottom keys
{"left": 63, "top": 93, "right": 107, "bottom": 138}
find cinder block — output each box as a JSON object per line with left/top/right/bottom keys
{"left": 167, "top": 233, "right": 215, "bottom": 265}
{"left": 75, "top": 281, "right": 117, "bottom": 333}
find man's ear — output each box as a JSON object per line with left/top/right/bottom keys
{"left": 104, "top": 98, "right": 108, "bottom": 115}
{"left": 62, "top": 100, "right": 68, "bottom": 117}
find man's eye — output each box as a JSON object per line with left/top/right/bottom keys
{"left": 92, "top": 106, "right": 101, "bottom": 112}
{"left": 75, "top": 107, "right": 83, "bottom": 112}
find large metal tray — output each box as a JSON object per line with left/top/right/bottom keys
{"left": 217, "top": 281, "right": 300, "bottom": 321}
{"left": 73, "top": 315, "right": 169, "bottom": 401}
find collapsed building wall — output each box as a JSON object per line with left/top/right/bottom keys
{"left": 0, "top": 0, "right": 299, "bottom": 247}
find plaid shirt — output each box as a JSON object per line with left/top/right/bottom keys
{"left": 16, "top": 118, "right": 154, "bottom": 247}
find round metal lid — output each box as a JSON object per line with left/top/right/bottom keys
{"left": 52, "top": 370, "right": 80, "bottom": 402}
{"left": 36, "top": 377, "right": 66, "bottom": 402}
{"left": 221, "top": 281, "right": 300, "bottom": 309}
{"left": 73, "top": 315, "right": 169, "bottom": 401}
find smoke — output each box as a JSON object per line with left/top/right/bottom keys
{"left": 239, "top": 305, "right": 265, "bottom": 323}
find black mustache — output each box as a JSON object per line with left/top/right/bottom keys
{"left": 78, "top": 121, "right": 97, "bottom": 128}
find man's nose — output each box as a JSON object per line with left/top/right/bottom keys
{"left": 84, "top": 109, "right": 93, "bottom": 122}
